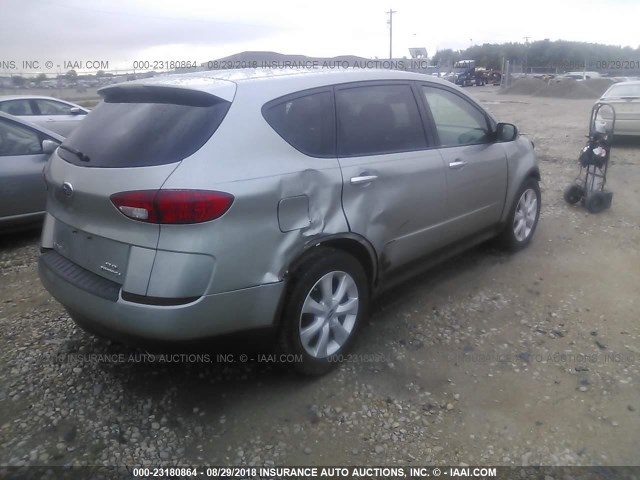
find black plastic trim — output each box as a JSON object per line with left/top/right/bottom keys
{"left": 39, "top": 250, "right": 120, "bottom": 302}
{"left": 121, "top": 291, "right": 199, "bottom": 306}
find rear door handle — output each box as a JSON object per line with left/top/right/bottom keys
{"left": 448, "top": 160, "right": 467, "bottom": 169}
{"left": 350, "top": 175, "right": 378, "bottom": 185}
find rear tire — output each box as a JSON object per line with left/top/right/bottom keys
{"left": 278, "top": 248, "right": 369, "bottom": 376}
{"left": 563, "top": 184, "right": 584, "bottom": 204}
{"left": 498, "top": 178, "right": 541, "bottom": 251}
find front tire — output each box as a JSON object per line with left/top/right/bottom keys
{"left": 279, "top": 248, "right": 369, "bottom": 376}
{"left": 499, "top": 178, "right": 541, "bottom": 251}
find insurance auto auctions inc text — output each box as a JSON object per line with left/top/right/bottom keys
{"left": 206, "top": 60, "right": 430, "bottom": 70}
{"left": 195, "top": 466, "right": 497, "bottom": 478}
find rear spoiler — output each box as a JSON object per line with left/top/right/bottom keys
{"left": 97, "top": 84, "right": 228, "bottom": 107}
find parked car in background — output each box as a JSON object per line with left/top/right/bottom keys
{"left": 0, "top": 96, "right": 89, "bottom": 136}
{"left": 0, "top": 112, "right": 63, "bottom": 230}
{"left": 598, "top": 80, "right": 640, "bottom": 136}
{"left": 39, "top": 68, "right": 540, "bottom": 375}
{"left": 563, "top": 71, "right": 602, "bottom": 81}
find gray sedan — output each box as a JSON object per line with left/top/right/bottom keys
{"left": 0, "top": 96, "right": 89, "bottom": 136}
{"left": 598, "top": 81, "right": 640, "bottom": 136}
{"left": 0, "top": 112, "right": 63, "bottom": 230}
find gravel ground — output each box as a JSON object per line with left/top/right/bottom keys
{"left": 1, "top": 86, "right": 639, "bottom": 470}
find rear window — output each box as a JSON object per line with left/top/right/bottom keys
{"left": 604, "top": 84, "right": 640, "bottom": 98}
{"left": 58, "top": 86, "right": 231, "bottom": 168}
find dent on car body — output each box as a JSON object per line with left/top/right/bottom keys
{"left": 267, "top": 167, "right": 349, "bottom": 283}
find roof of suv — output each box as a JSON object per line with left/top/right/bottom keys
{"left": 100, "top": 68, "right": 453, "bottom": 100}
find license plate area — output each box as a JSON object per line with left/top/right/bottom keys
{"left": 52, "top": 220, "right": 129, "bottom": 284}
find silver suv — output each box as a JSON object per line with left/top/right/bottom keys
{"left": 39, "top": 69, "right": 540, "bottom": 375}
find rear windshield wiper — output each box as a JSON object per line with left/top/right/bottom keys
{"left": 59, "top": 144, "right": 91, "bottom": 162}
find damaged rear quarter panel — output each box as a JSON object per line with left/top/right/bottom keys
{"left": 155, "top": 84, "right": 348, "bottom": 295}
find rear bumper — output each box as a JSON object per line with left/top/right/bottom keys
{"left": 614, "top": 118, "right": 640, "bottom": 136}
{"left": 39, "top": 250, "right": 284, "bottom": 341}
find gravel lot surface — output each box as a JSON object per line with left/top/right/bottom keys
{"left": 1, "top": 86, "right": 639, "bottom": 471}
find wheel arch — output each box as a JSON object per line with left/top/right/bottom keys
{"left": 527, "top": 166, "right": 541, "bottom": 182}
{"left": 272, "top": 234, "right": 378, "bottom": 330}
{"left": 283, "top": 233, "right": 378, "bottom": 289}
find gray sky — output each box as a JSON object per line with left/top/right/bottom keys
{"left": 1, "top": 0, "right": 638, "bottom": 75}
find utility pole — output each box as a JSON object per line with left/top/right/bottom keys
{"left": 523, "top": 36, "right": 530, "bottom": 75}
{"left": 387, "top": 9, "right": 397, "bottom": 60}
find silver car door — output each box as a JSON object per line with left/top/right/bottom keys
{"left": 420, "top": 85, "right": 507, "bottom": 243}
{"left": 336, "top": 82, "right": 448, "bottom": 271}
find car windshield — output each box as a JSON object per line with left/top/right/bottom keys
{"left": 604, "top": 84, "right": 640, "bottom": 98}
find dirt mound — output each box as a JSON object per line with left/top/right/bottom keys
{"left": 583, "top": 78, "right": 615, "bottom": 97}
{"left": 500, "top": 77, "right": 615, "bottom": 99}
{"left": 532, "top": 79, "right": 598, "bottom": 99}
{"left": 499, "top": 77, "right": 545, "bottom": 95}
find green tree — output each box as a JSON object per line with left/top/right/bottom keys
{"left": 34, "top": 73, "right": 47, "bottom": 85}
{"left": 11, "top": 76, "right": 26, "bottom": 87}
{"left": 431, "top": 49, "right": 460, "bottom": 67}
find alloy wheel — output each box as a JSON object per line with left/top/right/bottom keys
{"left": 298, "top": 271, "right": 359, "bottom": 358}
{"left": 513, "top": 188, "right": 538, "bottom": 242}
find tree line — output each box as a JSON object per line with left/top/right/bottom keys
{"left": 430, "top": 39, "right": 640, "bottom": 72}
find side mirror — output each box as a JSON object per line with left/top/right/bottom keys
{"left": 69, "top": 107, "right": 84, "bottom": 115}
{"left": 42, "top": 139, "right": 59, "bottom": 154}
{"left": 495, "top": 122, "right": 518, "bottom": 142}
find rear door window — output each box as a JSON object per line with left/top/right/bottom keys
{"left": 262, "top": 90, "right": 335, "bottom": 157}
{"left": 58, "top": 86, "right": 231, "bottom": 168}
{"left": 336, "top": 84, "right": 427, "bottom": 156}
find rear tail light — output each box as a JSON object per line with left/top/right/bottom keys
{"left": 110, "top": 190, "right": 234, "bottom": 224}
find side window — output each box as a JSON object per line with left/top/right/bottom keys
{"left": 263, "top": 91, "right": 335, "bottom": 157}
{"left": 422, "top": 86, "right": 491, "bottom": 147}
{"left": 35, "top": 99, "right": 74, "bottom": 115}
{"left": 0, "top": 100, "right": 35, "bottom": 116}
{"left": 0, "top": 119, "right": 43, "bottom": 156}
{"left": 336, "top": 84, "right": 426, "bottom": 156}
